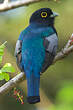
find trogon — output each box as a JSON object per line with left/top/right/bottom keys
{"left": 15, "top": 8, "right": 58, "bottom": 104}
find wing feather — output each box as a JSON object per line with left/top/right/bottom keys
{"left": 15, "top": 40, "right": 23, "bottom": 71}
{"left": 41, "top": 33, "right": 58, "bottom": 73}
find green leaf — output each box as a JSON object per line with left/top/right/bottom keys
{"left": 1, "top": 63, "right": 15, "bottom": 73}
{"left": 0, "top": 70, "right": 10, "bottom": 81}
{"left": 0, "top": 41, "right": 7, "bottom": 63}
{"left": 0, "top": 42, "right": 6, "bottom": 54}
{"left": 0, "top": 48, "right": 4, "bottom": 56}
{"left": 0, "top": 73, "right": 4, "bottom": 80}
{"left": 0, "top": 56, "right": 2, "bottom": 63}
{"left": 3, "top": 73, "right": 10, "bottom": 81}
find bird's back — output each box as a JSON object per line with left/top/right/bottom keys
{"left": 21, "top": 25, "right": 57, "bottom": 77}
{"left": 21, "top": 26, "right": 46, "bottom": 76}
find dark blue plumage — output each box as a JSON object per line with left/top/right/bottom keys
{"left": 15, "top": 8, "right": 58, "bottom": 104}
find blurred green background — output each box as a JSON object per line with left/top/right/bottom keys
{"left": 0, "top": 0, "right": 73, "bottom": 110}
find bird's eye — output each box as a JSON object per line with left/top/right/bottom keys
{"left": 41, "top": 12, "right": 47, "bottom": 18}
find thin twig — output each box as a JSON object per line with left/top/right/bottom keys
{"left": 4, "top": 0, "right": 9, "bottom": 4}
{"left": 0, "top": 0, "right": 42, "bottom": 12}
{"left": 54, "top": 34, "right": 73, "bottom": 63}
{"left": 0, "top": 72, "right": 25, "bottom": 95}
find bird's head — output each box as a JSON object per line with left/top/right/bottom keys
{"left": 30, "top": 8, "right": 59, "bottom": 27}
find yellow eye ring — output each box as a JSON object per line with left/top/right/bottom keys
{"left": 41, "top": 12, "right": 47, "bottom": 18}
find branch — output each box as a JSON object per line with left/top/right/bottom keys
{"left": 0, "top": 0, "right": 43, "bottom": 12}
{"left": 4, "top": 0, "right": 10, "bottom": 4}
{"left": 0, "top": 72, "right": 25, "bottom": 95}
{"left": 54, "top": 34, "right": 73, "bottom": 63}
{"left": 0, "top": 34, "right": 73, "bottom": 95}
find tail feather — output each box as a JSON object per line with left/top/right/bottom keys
{"left": 25, "top": 71, "right": 40, "bottom": 104}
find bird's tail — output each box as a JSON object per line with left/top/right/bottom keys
{"left": 25, "top": 71, "right": 40, "bottom": 104}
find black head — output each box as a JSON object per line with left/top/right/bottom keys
{"left": 30, "top": 8, "right": 58, "bottom": 27}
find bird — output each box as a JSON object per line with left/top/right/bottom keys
{"left": 15, "top": 8, "right": 58, "bottom": 104}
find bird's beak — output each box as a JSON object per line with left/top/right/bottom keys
{"left": 50, "top": 12, "right": 59, "bottom": 17}
{"left": 53, "top": 12, "right": 59, "bottom": 17}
